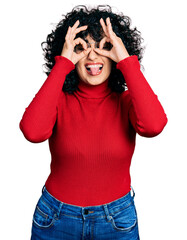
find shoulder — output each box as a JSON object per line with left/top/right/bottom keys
{"left": 120, "top": 89, "right": 130, "bottom": 101}
{"left": 118, "top": 90, "right": 132, "bottom": 110}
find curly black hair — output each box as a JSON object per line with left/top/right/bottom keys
{"left": 41, "top": 5, "right": 145, "bottom": 94}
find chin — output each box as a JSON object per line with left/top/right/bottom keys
{"left": 85, "top": 76, "right": 107, "bottom": 85}
{"left": 87, "top": 80, "right": 103, "bottom": 85}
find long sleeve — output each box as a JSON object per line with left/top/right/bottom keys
{"left": 116, "top": 55, "right": 168, "bottom": 137}
{"left": 19, "top": 56, "right": 75, "bottom": 143}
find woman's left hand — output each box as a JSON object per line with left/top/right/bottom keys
{"left": 94, "top": 17, "right": 130, "bottom": 63}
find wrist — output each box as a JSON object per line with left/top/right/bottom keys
{"left": 117, "top": 54, "right": 130, "bottom": 63}
{"left": 54, "top": 56, "right": 75, "bottom": 71}
{"left": 60, "top": 53, "right": 75, "bottom": 65}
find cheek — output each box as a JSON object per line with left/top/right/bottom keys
{"left": 104, "top": 60, "right": 112, "bottom": 74}
{"left": 76, "top": 63, "right": 84, "bottom": 75}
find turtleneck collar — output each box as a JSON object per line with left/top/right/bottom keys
{"left": 75, "top": 78, "right": 112, "bottom": 99}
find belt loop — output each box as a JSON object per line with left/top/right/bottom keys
{"left": 42, "top": 185, "right": 45, "bottom": 193}
{"left": 55, "top": 202, "right": 63, "bottom": 219}
{"left": 103, "top": 205, "right": 112, "bottom": 222}
{"left": 130, "top": 186, "right": 135, "bottom": 199}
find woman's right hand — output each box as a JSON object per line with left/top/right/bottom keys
{"left": 61, "top": 20, "right": 91, "bottom": 65}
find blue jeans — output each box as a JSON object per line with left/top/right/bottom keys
{"left": 31, "top": 185, "right": 140, "bottom": 239}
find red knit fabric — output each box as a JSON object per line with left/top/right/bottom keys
{"left": 19, "top": 55, "right": 168, "bottom": 207}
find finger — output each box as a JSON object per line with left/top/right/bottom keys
{"left": 69, "top": 20, "right": 80, "bottom": 40}
{"left": 71, "top": 25, "right": 88, "bottom": 40}
{"left": 93, "top": 48, "right": 110, "bottom": 58}
{"left": 71, "top": 25, "right": 88, "bottom": 41}
{"left": 106, "top": 17, "right": 111, "bottom": 25}
{"left": 65, "top": 26, "right": 72, "bottom": 41}
{"left": 106, "top": 17, "right": 115, "bottom": 38}
{"left": 99, "top": 36, "right": 110, "bottom": 49}
{"left": 100, "top": 18, "right": 108, "bottom": 36}
{"left": 70, "top": 25, "right": 88, "bottom": 42}
{"left": 77, "top": 48, "right": 92, "bottom": 60}
{"left": 73, "top": 37, "right": 87, "bottom": 50}
{"left": 71, "top": 19, "right": 80, "bottom": 32}
{"left": 75, "top": 25, "right": 88, "bottom": 34}
{"left": 70, "top": 20, "right": 87, "bottom": 41}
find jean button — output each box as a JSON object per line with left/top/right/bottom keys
{"left": 84, "top": 209, "right": 89, "bottom": 215}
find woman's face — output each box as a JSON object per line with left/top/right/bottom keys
{"left": 75, "top": 35, "right": 112, "bottom": 85}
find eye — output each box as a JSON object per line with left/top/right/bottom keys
{"left": 95, "top": 42, "right": 100, "bottom": 48}
{"left": 103, "top": 42, "right": 113, "bottom": 50}
{"left": 74, "top": 44, "right": 84, "bottom": 53}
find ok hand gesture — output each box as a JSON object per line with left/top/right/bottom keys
{"left": 61, "top": 20, "right": 91, "bottom": 65}
{"left": 94, "top": 17, "right": 130, "bottom": 63}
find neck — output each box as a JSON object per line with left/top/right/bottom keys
{"left": 76, "top": 78, "right": 112, "bottom": 99}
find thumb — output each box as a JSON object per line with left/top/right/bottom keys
{"left": 94, "top": 48, "right": 109, "bottom": 57}
{"left": 76, "top": 48, "right": 92, "bottom": 61}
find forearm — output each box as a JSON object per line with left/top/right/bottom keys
{"left": 19, "top": 56, "right": 75, "bottom": 143}
{"left": 117, "top": 55, "right": 168, "bottom": 137}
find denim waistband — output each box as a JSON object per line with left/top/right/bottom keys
{"left": 41, "top": 185, "right": 135, "bottom": 221}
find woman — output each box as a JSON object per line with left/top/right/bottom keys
{"left": 19, "top": 5, "right": 168, "bottom": 240}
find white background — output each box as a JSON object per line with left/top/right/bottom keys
{"left": 1, "top": 0, "right": 187, "bottom": 239}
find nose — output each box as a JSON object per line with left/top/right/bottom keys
{"left": 87, "top": 46, "right": 99, "bottom": 60}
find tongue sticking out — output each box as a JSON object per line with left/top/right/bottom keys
{"left": 89, "top": 67, "right": 100, "bottom": 75}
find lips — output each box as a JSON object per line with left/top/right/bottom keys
{"left": 85, "top": 62, "right": 103, "bottom": 76}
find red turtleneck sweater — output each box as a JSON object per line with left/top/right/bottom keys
{"left": 19, "top": 55, "right": 168, "bottom": 207}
